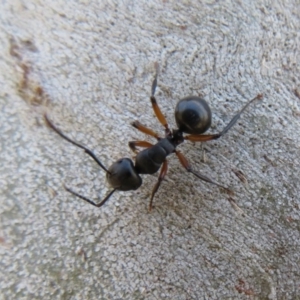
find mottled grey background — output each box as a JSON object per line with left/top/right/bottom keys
{"left": 1, "top": 1, "right": 300, "bottom": 299}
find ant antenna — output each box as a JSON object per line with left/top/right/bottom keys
{"left": 44, "top": 114, "right": 110, "bottom": 174}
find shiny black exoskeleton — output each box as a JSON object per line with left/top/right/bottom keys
{"left": 45, "top": 69, "right": 262, "bottom": 210}
{"left": 175, "top": 96, "right": 212, "bottom": 134}
{"left": 107, "top": 158, "right": 142, "bottom": 191}
{"left": 135, "top": 134, "right": 182, "bottom": 174}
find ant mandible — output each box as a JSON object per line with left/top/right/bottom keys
{"left": 45, "top": 70, "right": 262, "bottom": 211}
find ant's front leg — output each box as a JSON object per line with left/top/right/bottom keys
{"left": 149, "top": 160, "right": 168, "bottom": 211}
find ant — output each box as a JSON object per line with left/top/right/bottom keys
{"left": 45, "top": 71, "right": 262, "bottom": 211}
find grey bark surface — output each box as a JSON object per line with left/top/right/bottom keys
{"left": 1, "top": 1, "right": 300, "bottom": 299}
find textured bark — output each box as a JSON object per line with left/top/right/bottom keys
{"left": 1, "top": 1, "right": 299, "bottom": 299}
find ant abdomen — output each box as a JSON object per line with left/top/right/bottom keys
{"left": 107, "top": 158, "right": 142, "bottom": 191}
{"left": 175, "top": 96, "right": 212, "bottom": 134}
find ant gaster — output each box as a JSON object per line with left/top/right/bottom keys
{"left": 45, "top": 71, "right": 262, "bottom": 211}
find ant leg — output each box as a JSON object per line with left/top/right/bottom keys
{"left": 45, "top": 114, "right": 110, "bottom": 173}
{"left": 150, "top": 71, "right": 171, "bottom": 135}
{"left": 131, "top": 121, "right": 161, "bottom": 139}
{"left": 185, "top": 94, "right": 263, "bottom": 142}
{"left": 64, "top": 185, "right": 117, "bottom": 207}
{"left": 149, "top": 160, "right": 168, "bottom": 211}
{"left": 175, "top": 150, "right": 233, "bottom": 194}
{"left": 128, "top": 141, "right": 154, "bottom": 153}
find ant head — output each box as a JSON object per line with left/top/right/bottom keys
{"left": 106, "top": 158, "right": 142, "bottom": 191}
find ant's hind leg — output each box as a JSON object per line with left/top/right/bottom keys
{"left": 185, "top": 94, "right": 263, "bottom": 142}
{"left": 150, "top": 66, "right": 171, "bottom": 135}
{"left": 175, "top": 150, "right": 233, "bottom": 195}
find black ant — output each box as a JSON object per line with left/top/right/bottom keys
{"left": 45, "top": 71, "right": 262, "bottom": 211}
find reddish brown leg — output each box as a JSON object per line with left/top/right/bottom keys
{"left": 150, "top": 72, "right": 171, "bottom": 135}
{"left": 185, "top": 94, "right": 263, "bottom": 142}
{"left": 149, "top": 160, "right": 168, "bottom": 211}
{"left": 128, "top": 140, "right": 154, "bottom": 153}
{"left": 175, "top": 150, "right": 232, "bottom": 194}
{"left": 131, "top": 121, "right": 161, "bottom": 140}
